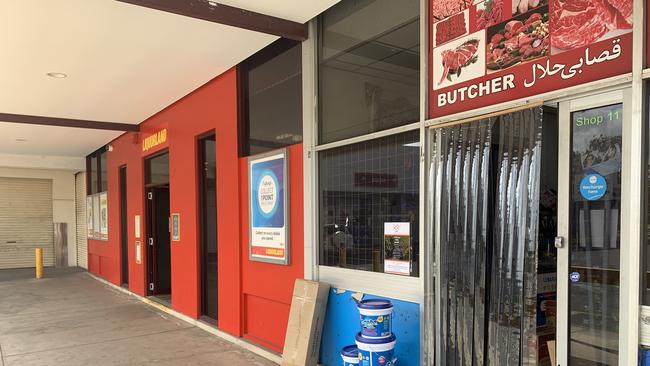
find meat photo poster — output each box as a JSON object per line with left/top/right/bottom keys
{"left": 429, "top": 0, "right": 633, "bottom": 118}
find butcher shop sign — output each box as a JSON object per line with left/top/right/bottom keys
{"left": 429, "top": 0, "right": 633, "bottom": 118}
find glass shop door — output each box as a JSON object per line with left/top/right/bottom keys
{"left": 555, "top": 90, "right": 626, "bottom": 366}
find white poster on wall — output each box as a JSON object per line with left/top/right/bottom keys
{"left": 86, "top": 196, "right": 94, "bottom": 239}
{"left": 99, "top": 192, "right": 108, "bottom": 240}
{"left": 93, "top": 194, "right": 101, "bottom": 240}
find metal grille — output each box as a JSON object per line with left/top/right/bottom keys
{"left": 0, "top": 177, "right": 54, "bottom": 269}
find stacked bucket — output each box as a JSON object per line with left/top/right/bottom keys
{"left": 340, "top": 299, "right": 397, "bottom": 366}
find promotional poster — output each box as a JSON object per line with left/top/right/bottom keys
{"left": 430, "top": 0, "right": 633, "bottom": 118}
{"left": 249, "top": 150, "right": 289, "bottom": 264}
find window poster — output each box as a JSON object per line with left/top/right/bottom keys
{"left": 384, "top": 222, "right": 411, "bottom": 276}
{"left": 99, "top": 192, "right": 108, "bottom": 240}
{"left": 248, "top": 149, "right": 289, "bottom": 265}
{"left": 430, "top": 0, "right": 633, "bottom": 118}
{"left": 86, "top": 196, "right": 94, "bottom": 239}
{"left": 93, "top": 194, "right": 101, "bottom": 240}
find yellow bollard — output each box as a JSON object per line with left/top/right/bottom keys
{"left": 35, "top": 248, "right": 43, "bottom": 279}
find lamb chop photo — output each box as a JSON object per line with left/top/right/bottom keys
{"left": 438, "top": 39, "right": 481, "bottom": 85}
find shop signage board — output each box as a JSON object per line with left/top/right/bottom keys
{"left": 248, "top": 149, "right": 289, "bottom": 265}
{"left": 135, "top": 215, "right": 141, "bottom": 239}
{"left": 135, "top": 240, "right": 141, "bottom": 264}
{"left": 429, "top": 0, "right": 633, "bottom": 118}
{"left": 142, "top": 128, "right": 167, "bottom": 152}
{"left": 384, "top": 222, "right": 411, "bottom": 276}
{"left": 171, "top": 213, "right": 180, "bottom": 241}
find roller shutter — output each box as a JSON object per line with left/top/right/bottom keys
{"left": 75, "top": 172, "right": 88, "bottom": 269}
{"left": 0, "top": 177, "right": 54, "bottom": 269}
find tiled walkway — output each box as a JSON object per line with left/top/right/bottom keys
{"left": 0, "top": 268, "right": 276, "bottom": 366}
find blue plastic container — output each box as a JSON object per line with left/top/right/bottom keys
{"left": 355, "top": 332, "right": 397, "bottom": 366}
{"left": 358, "top": 299, "right": 393, "bottom": 339}
{"left": 341, "top": 345, "right": 360, "bottom": 365}
{"left": 641, "top": 348, "right": 650, "bottom": 366}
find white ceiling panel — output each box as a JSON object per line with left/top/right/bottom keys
{"left": 0, "top": 0, "right": 278, "bottom": 124}
{"left": 0, "top": 123, "right": 121, "bottom": 157}
{"left": 0, "top": 0, "right": 340, "bottom": 161}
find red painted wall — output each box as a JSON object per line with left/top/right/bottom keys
{"left": 87, "top": 67, "right": 304, "bottom": 351}
{"left": 240, "top": 144, "right": 304, "bottom": 352}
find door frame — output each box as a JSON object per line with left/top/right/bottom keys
{"left": 197, "top": 132, "right": 218, "bottom": 323}
{"left": 145, "top": 185, "right": 170, "bottom": 295}
{"left": 555, "top": 88, "right": 631, "bottom": 365}
{"left": 143, "top": 149, "right": 170, "bottom": 297}
{"left": 119, "top": 165, "right": 128, "bottom": 287}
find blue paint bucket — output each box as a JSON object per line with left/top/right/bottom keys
{"left": 355, "top": 332, "right": 397, "bottom": 366}
{"left": 341, "top": 345, "right": 360, "bottom": 365}
{"left": 358, "top": 299, "right": 393, "bottom": 339}
{"left": 641, "top": 348, "right": 650, "bottom": 366}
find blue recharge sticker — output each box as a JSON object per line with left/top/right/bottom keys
{"left": 579, "top": 173, "right": 607, "bottom": 201}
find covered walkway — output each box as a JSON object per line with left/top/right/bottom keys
{"left": 0, "top": 268, "right": 275, "bottom": 366}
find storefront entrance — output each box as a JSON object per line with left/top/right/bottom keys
{"left": 428, "top": 89, "right": 627, "bottom": 365}
{"left": 144, "top": 152, "right": 171, "bottom": 302}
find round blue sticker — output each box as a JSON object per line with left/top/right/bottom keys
{"left": 579, "top": 173, "right": 607, "bottom": 201}
{"left": 570, "top": 272, "right": 581, "bottom": 283}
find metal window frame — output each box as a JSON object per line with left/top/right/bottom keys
{"left": 303, "top": 0, "right": 427, "bottom": 311}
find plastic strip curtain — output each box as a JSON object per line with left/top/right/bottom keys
{"left": 487, "top": 108, "right": 543, "bottom": 366}
{"left": 431, "top": 107, "right": 543, "bottom": 365}
{"left": 432, "top": 119, "right": 492, "bottom": 365}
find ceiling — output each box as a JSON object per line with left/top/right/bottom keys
{"left": 0, "top": 0, "right": 339, "bottom": 166}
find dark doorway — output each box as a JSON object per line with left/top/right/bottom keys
{"left": 145, "top": 152, "right": 171, "bottom": 302}
{"left": 120, "top": 165, "right": 128, "bottom": 287}
{"left": 199, "top": 134, "right": 218, "bottom": 322}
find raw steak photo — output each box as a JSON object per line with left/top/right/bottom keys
{"left": 550, "top": 0, "right": 632, "bottom": 50}
{"left": 438, "top": 38, "right": 480, "bottom": 84}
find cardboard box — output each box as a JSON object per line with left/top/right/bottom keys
{"left": 281, "top": 279, "right": 331, "bottom": 366}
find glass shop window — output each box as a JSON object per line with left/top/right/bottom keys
{"left": 239, "top": 38, "right": 303, "bottom": 156}
{"left": 86, "top": 147, "right": 108, "bottom": 194}
{"left": 318, "top": 0, "right": 420, "bottom": 144}
{"left": 318, "top": 131, "right": 420, "bottom": 276}
{"left": 145, "top": 152, "right": 170, "bottom": 186}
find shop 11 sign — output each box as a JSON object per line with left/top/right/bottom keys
{"left": 248, "top": 150, "right": 289, "bottom": 265}
{"left": 429, "top": 0, "right": 632, "bottom": 117}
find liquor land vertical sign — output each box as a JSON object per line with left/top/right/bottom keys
{"left": 248, "top": 149, "right": 289, "bottom": 265}
{"left": 429, "top": 0, "right": 633, "bottom": 118}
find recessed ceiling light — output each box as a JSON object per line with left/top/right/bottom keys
{"left": 46, "top": 72, "right": 67, "bottom": 78}
{"left": 15, "top": 138, "right": 27, "bottom": 142}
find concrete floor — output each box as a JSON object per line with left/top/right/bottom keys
{"left": 0, "top": 268, "right": 277, "bottom": 366}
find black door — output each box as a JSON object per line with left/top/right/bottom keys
{"left": 199, "top": 134, "right": 218, "bottom": 321}
{"left": 120, "top": 166, "right": 128, "bottom": 286}
{"left": 146, "top": 186, "right": 171, "bottom": 296}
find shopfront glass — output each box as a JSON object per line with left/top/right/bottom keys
{"left": 569, "top": 103, "right": 622, "bottom": 365}
{"left": 318, "top": 131, "right": 420, "bottom": 276}
{"left": 318, "top": 0, "right": 420, "bottom": 144}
